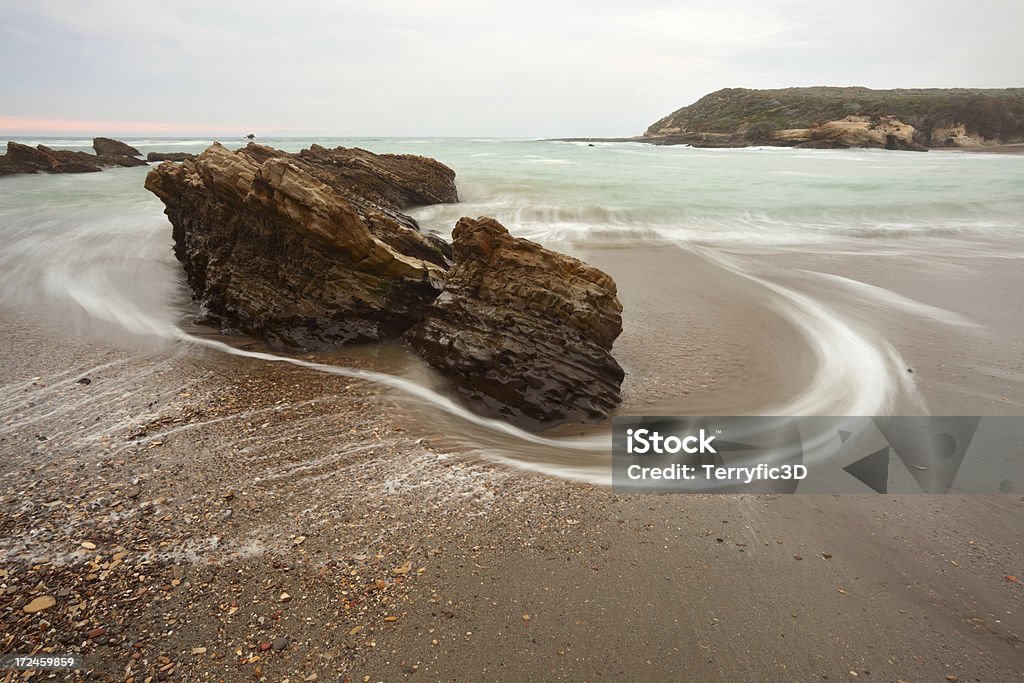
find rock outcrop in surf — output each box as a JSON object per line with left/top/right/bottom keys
{"left": 0, "top": 141, "right": 148, "bottom": 176}
{"left": 405, "top": 216, "right": 624, "bottom": 428}
{"left": 93, "top": 137, "right": 142, "bottom": 157}
{"left": 145, "top": 143, "right": 625, "bottom": 428}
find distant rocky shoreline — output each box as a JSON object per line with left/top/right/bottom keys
{"left": 564, "top": 86, "right": 1024, "bottom": 151}
{"left": 0, "top": 137, "right": 196, "bottom": 176}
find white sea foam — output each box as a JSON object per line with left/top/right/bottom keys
{"left": 796, "top": 270, "right": 979, "bottom": 328}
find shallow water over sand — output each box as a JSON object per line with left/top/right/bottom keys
{"left": 2, "top": 138, "right": 1023, "bottom": 482}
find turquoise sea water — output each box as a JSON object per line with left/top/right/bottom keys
{"left": 1, "top": 137, "right": 1022, "bottom": 481}
{"left": 9, "top": 136, "right": 1024, "bottom": 246}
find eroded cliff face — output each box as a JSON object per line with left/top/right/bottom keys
{"left": 774, "top": 115, "right": 925, "bottom": 151}
{"left": 145, "top": 142, "right": 456, "bottom": 347}
{"left": 644, "top": 87, "right": 1024, "bottom": 150}
{"left": 405, "top": 217, "right": 624, "bottom": 428}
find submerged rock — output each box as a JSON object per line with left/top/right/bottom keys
{"left": 145, "top": 142, "right": 457, "bottom": 347}
{"left": 405, "top": 216, "right": 624, "bottom": 428}
{"left": 147, "top": 151, "right": 196, "bottom": 162}
{"left": 93, "top": 137, "right": 141, "bottom": 157}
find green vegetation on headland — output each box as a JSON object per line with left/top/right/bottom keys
{"left": 642, "top": 87, "right": 1024, "bottom": 151}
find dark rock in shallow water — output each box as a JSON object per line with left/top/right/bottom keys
{"left": 0, "top": 141, "right": 147, "bottom": 176}
{"left": 4, "top": 141, "right": 59, "bottom": 172}
{"left": 93, "top": 137, "right": 141, "bottom": 157}
{"left": 405, "top": 216, "right": 624, "bottom": 428}
{"left": 99, "top": 154, "right": 148, "bottom": 168}
{"left": 40, "top": 145, "right": 148, "bottom": 169}
{"left": 144, "top": 142, "right": 458, "bottom": 347}
{"left": 147, "top": 151, "right": 196, "bottom": 162}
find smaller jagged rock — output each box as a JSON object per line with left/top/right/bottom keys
{"left": 93, "top": 137, "right": 141, "bottom": 157}
{"left": 147, "top": 152, "right": 196, "bottom": 162}
{"left": 405, "top": 217, "right": 624, "bottom": 428}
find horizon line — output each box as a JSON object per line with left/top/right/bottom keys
{"left": 0, "top": 133, "right": 636, "bottom": 140}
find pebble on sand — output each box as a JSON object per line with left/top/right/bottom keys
{"left": 23, "top": 595, "right": 56, "bottom": 613}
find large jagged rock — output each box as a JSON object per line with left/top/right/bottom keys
{"left": 93, "top": 137, "right": 141, "bottom": 157}
{"left": 0, "top": 141, "right": 147, "bottom": 176}
{"left": 144, "top": 142, "right": 458, "bottom": 347}
{"left": 405, "top": 217, "right": 624, "bottom": 428}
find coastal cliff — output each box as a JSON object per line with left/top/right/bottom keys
{"left": 643, "top": 87, "right": 1024, "bottom": 150}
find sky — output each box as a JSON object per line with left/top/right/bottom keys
{"left": 2, "top": 0, "right": 1022, "bottom": 137}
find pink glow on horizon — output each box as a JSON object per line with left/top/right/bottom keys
{"left": 0, "top": 116, "right": 280, "bottom": 135}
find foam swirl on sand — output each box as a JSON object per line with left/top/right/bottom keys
{"left": 0, "top": 172, "right": 913, "bottom": 485}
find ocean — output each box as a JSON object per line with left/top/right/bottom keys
{"left": 2, "top": 137, "right": 1022, "bottom": 481}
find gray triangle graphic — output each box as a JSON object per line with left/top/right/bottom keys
{"left": 844, "top": 447, "right": 890, "bottom": 494}
{"left": 838, "top": 429, "right": 853, "bottom": 443}
{"left": 874, "top": 417, "right": 981, "bottom": 493}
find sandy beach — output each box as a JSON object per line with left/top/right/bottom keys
{"left": 3, "top": 237, "right": 1022, "bottom": 680}
{"left": 932, "top": 143, "right": 1024, "bottom": 155}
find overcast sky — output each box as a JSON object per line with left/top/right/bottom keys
{"left": 2, "top": 0, "right": 1022, "bottom": 137}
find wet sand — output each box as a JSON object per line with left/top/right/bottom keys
{"left": 749, "top": 245, "right": 1024, "bottom": 415}
{"left": 1, "top": 241, "right": 1023, "bottom": 680}
{"left": 933, "top": 143, "right": 1024, "bottom": 155}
